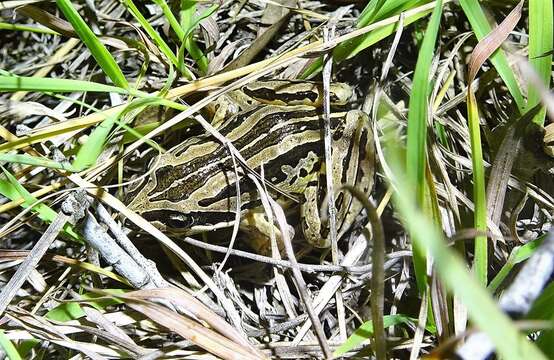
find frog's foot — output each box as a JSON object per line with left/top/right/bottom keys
{"left": 240, "top": 211, "right": 295, "bottom": 255}
{"left": 207, "top": 95, "right": 241, "bottom": 128}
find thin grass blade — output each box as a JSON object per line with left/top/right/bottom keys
{"left": 466, "top": 0, "right": 524, "bottom": 284}
{"left": 0, "top": 76, "right": 128, "bottom": 94}
{"left": 0, "top": 330, "right": 22, "bottom": 360}
{"left": 122, "top": 0, "right": 193, "bottom": 79}
{"left": 179, "top": 0, "right": 210, "bottom": 74}
{"left": 72, "top": 115, "right": 117, "bottom": 171}
{"left": 56, "top": 0, "right": 128, "bottom": 89}
{"left": 303, "top": 1, "right": 436, "bottom": 78}
{"left": 0, "top": 168, "right": 80, "bottom": 241}
{"left": 0, "top": 153, "right": 78, "bottom": 172}
{"left": 528, "top": 0, "right": 553, "bottom": 125}
{"left": 405, "top": 0, "right": 443, "bottom": 292}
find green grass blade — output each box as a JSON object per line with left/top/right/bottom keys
{"left": 46, "top": 290, "right": 125, "bottom": 322}
{"left": 357, "top": 0, "right": 387, "bottom": 24}
{"left": 335, "top": 0, "right": 426, "bottom": 62}
{"left": 72, "top": 114, "right": 118, "bottom": 171}
{"left": 488, "top": 235, "right": 544, "bottom": 293}
{"left": 465, "top": 0, "right": 524, "bottom": 285}
{"left": 0, "top": 22, "right": 59, "bottom": 35}
{"left": 334, "top": 314, "right": 414, "bottom": 356}
{"left": 405, "top": 0, "right": 443, "bottom": 292}
{"left": 339, "top": 7, "right": 431, "bottom": 63}
{"left": 0, "top": 75, "right": 128, "bottom": 93}
{"left": 179, "top": 0, "right": 209, "bottom": 74}
{"left": 528, "top": 0, "right": 553, "bottom": 125}
{"left": 0, "top": 330, "right": 22, "bottom": 360}
{"left": 467, "top": 91, "right": 488, "bottom": 284}
{"left": 0, "top": 153, "right": 78, "bottom": 172}
{"left": 458, "top": 0, "right": 525, "bottom": 111}
{"left": 406, "top": 0, "right": 442, "bottom": 204}
{"left": 303, "top": 1, "right": 433, "bottom": 78}
{"left": 0, "top": 168, "right": 81, "bottom": 241}
{"left": 154, "top": 0, "right": 185, "bottom": 39}
{"left": 122, "top": 0, "right": 193, "bottom": 79}
{"left": 72, "top": 96, "right": 172, "bottom": 171}
{"left": 529, "top": 280, "right": 554, "bottom": 320}
{"left": 56, "top": 0, "right": 128, "bottom": 89}
{"left": 528, "top": 281, "right": 554, "bottom": 356}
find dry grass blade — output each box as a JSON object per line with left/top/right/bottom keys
{"left": 294, "top": 236, "right": 368, "bottom": 345}
{"left": 486, "top": 105, "right": 543, "bottom": 230}
{"left": 467, "top": 0, "right": 524, "bottom": 83}
{"left": 223, "top": 0, "right": 294, "bottom": 72}
{"left": 17, "top": 5, "right": 76, "bottom": 37}
{"left": 343, "top": 186, "right": 386, "bottom": 359}
{"left": 6, "top": 310, "right": 111, "bottom": 359}
{"left": 0, "top": 191, "right": 88, "bottom": 315}
{"left": 0, "top": 250, "right": 129, "bottom": 284}
{"left": 0, "top": 1, "right": 41, "bottom": 10}
{"left": 111, "top": 291, "right": 266, "bottom": 360}
{"left": 124, "top": 288, "right": 255, "bottom": 351}
{"left": 322, "top": 21, "right": 345, "bottom": 344}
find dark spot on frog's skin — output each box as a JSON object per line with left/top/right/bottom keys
{"left": 288, "top": 175, "right": 298, "bottom": 186}
{"left": 243, "top": 87, "right": 319, "bottom": 104}
{"left": 321, "top": 226, "right": 330, "bottom": 239}
{"left": 332, "top": 123, "right": 345, "bottom": 141}
{"left": 356, "top": 168, "right": 365, "bottom": 184}
{"left": 317, "top": 174, "right": 327, "bottom": 204}
{"left": 330, "top": 94, "right": 341, "bottom": 104}
{"left": 335, "top": 192, "right": 344, "bottom": 210}
{"left": 313, "top": 162, "right": 322, "bottom": 172}
{"left": 359, "top": 128, "right": 369, "bottom": 160}
{"left": 299, "top": 168, "right": 308, "bottom": 178}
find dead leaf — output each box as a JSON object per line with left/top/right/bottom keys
{"left": 467, "top": 0, "right": 524, "bottom": 83}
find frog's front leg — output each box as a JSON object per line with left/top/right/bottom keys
{"left": 206, "top": 95, "right": 241, "bottom": 129}
{"left": 206, "top": 89, "right": 260, "bottom": 128}
{"left": 301, "top": 110, "right": 375, "bottom": 248}
{"left": 240, "top": 210, "right": 295, "bottom": 255}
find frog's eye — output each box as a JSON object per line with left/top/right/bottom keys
{"left": 140, "top": 209, "right": 236, "bottom": 229}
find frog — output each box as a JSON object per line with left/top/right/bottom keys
{"left": 126, "top": 80, "right": 375, "bottom": 252}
